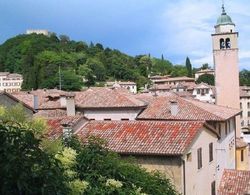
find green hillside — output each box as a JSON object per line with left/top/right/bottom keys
{"left": 0, "top": 34, "right": 188, "bottom": 90}
{"left": 0, "top": 33, "right": 249, "bottom": 90}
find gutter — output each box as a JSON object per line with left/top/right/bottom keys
{"left": 182, "top": 159, "right": 186, "bottom": 195}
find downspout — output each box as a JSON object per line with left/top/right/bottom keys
{"left": 182, "top": 159, "right": 186, "bottom": 195}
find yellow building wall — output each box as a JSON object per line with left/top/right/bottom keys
{"left": 236, "top": 146, "right": 249, "bottom": 170}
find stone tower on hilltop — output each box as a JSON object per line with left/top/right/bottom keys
{"left": 212, "top": 4, "right": 240, "bottom": 136}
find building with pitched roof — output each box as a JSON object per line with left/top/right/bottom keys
{"left": 74, "top": 87, "right": 146, "bottom": 120}
{"left": 137, "top": 92, "right": 240, "bottom": 186}
{"left": 106, "top": 81, "right": 137, "bottom": 94}
{"left": 74, "top": 120, "right": 218, "bottom": 195}
{"left": 0, "top": 91, "right": 35, "bottom": 117}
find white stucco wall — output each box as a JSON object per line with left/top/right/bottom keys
{"left": 215, "top": 119, "right": 236, "bottom": 184}
{"left": 0, "top": 75, "right": 23, "bottom": 93}
{"left": 82, "top": 108, "right": 142, "bottom": 120}
{"left": 240, "top": 97, "right": 250, "bottom": 128}
{"left": 184, "top": 128, "right": 217, "bottom": 195}
{"left": 193, "top": 87, "right": 215, "bottom": 103}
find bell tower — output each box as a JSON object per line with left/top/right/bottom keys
{"left": 212, "top": 4, "right": 240, "bottom": 136}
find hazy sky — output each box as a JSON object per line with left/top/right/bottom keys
{"left": 1, "top": 0, "right": 250, "bottom": 69}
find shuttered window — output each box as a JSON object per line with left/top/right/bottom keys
{"left": 209, "top": 143, "right": 213, "bottom": 162}
{"left": 197, "top": 148, "right": 202, "bottom": 169}
{"left": 211, "top": 181, "right": 216, "bottom": 195}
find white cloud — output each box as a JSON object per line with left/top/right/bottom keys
{"left": 160, "top": 0, "right": 250, "bottom": 69}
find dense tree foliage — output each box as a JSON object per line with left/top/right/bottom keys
{"left": 0, "top": 34, "right": 189, "bottom": 90}
{"left": 196, "top": 74, "right": 215, "bottom": 86}
{"left": 240, "top": 69, "right": 250, "bottom": 86}
{"left": 0, "top": 105, "right": 178, "bottom": 194}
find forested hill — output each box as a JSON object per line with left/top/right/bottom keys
{"left": 0, "top": 34, "right": 189, "bottom": 90}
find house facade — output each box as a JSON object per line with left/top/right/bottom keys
{"left": 192, "top": 83, "right": 215, "bottom": 103}
{"left": 0, "top": 72, "right": 23, "bottom": 93}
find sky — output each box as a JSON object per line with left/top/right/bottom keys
{"left": 0, "top": 0, "right": 250, "bottom": 69}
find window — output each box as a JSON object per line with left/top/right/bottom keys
{"left": 197, "top": 89, "right": 200, "bottom": 94}
{"left": 218, "top": 124, "right": 221, "bottom": 136}
{"left": 121, "top": 118, "right": 129, "bottom": 121}
{"left": 248, "top": 111, "right": 250, "bottom": 117}
{"left": 225, "top": 122, "right": 228, "bottom": 135}
{"left": 220, "top": 38, "right": 225, "bottom": 49}
{"left": 241, "top": 150, "right": 244, "bottom": 162}
{"left": 228, "top": 120, "right": 231, "bottom": 132}
{"left": 206, "top": 89, "right": 209, "bottom": 94}
{"left": 197, "top": 148, "right": 202, "bottom": 169}
{"left": 233, "top": 119, "right": 236, "bottom": 130}
{"left": 248, "top": 102, "right": 250, "bottom": 109}
{"left": 240, "top": 103, "right": 242, "bottom": 109}
{"left": 104, "top": 118, "right": 111, "bottom": 121}
{"left": 211, "top": 181, "right": 216, "bottom": 195}
{"left": 226, "top": 38, "right": 231, "bottom": 49}
{"left": 209, "top": 143, "right": 213, "bottom": 162}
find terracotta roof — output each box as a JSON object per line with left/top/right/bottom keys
{"left": 196, "top": 69, "right": 214, "bottom": 73}
{"left": 0, "top": 91, "right": 35, "bottom": 112}
{"left": 34, "top": 109, "right": 67, "bottom": 118}
{"left": 218, "top": 169, "right": 250, "bottom": 195}
{"left": 184, "top": 98, "right": 240, "bottom": 120}
{"left": 153, "top": 76, "right": 195, "bottom": 83}
{"left": 76, "top": 120, "right": 207, "bottom": 155}
{"left": 47, "top": 115, "right": 85, "bottom": 139}
{"left": 75, "top": 87, "right": 146, "bottom": 108}
{"left": 194, "top": 83, "right": 212, "bottom": 89}
{"left": 240, "top": 87, "right": 250, "bottom": 98}
{"left": 236, "top": 138, "right": 248, "bottom": 149}
{"left": 107, "top": 81, "right": 136, "bottom": 85}
{"left": 12, "top": 89, "right": 66, "bottom": 109}
{"left": 174, "top": 91, "right": 194, "bottom": 98}
{"left": 137, "top": 93, "right": 240, "bottom": 121}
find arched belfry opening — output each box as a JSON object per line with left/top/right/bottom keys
{"left": 220, "top": 38, "right": 225, "bottom": 49}
{"left": 226, "top": 38, "right": 231, "bottom": 49}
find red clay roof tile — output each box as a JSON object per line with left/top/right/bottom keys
{"left": 76, "top": 120, "right": 205, "bottom": 155}
{"left": 218, "top": 169, "right": 250, "bottom": 195}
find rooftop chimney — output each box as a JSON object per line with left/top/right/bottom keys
{"left": 170, "top": 100, "right": 178, "bottom": 116}
{"left": 66, "top": 93, "right": 75, "bottom": 116}
{"left": 33, "top": 95, "right": 39, "bottom": 110}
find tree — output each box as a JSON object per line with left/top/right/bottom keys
{"left": 151, "top": 58, "right": 173, "bottom": 75}
{"left": 0, "top": 123, "right": 69, "bottom": 194}
{"left": 73, "top": 137, "right": 178, "bottom": 195}
{"left": 196, "top": 74, "right": 215, "bottom": 85}
{"left": 0, "top": 106, "right": 178, "bottom": 194}
{"left": 59, "top": 35, "right": 70, "bottom": 44}
{"left": 240, "top": 69, "right": 250, "bottom": 86}
{"left": 61, "top": 70, "right": 83, "bottom": 91}
{"left": 185, "top": 57, "right": 192, "bottom": 77}
{"left": 201, "top": 63, "right": 211, "bottom": 70}
{"left": 138, "top": 56, "right": 152, "bottom": 77}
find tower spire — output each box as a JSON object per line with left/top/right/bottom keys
{"left": 222, "top": 0, "right": 226, "bottom": 14}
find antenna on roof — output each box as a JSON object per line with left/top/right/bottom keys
{"left": 59, "top": 64, "right": 62, "bottom": 90}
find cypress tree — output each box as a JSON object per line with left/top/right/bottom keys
{"left": 185, "top": 57, "right": 192, "bottom": 77}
